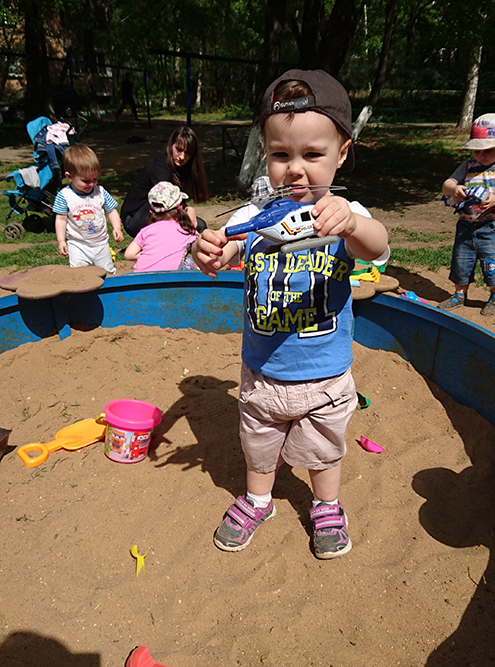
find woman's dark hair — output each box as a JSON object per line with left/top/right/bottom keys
{"left": 145, "top": 206, "right": 196, "bottom": 235}
{"left": 166, "top": 126, "right": 208, "bottom": 203}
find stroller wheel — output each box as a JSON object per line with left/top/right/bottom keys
{"left": 4, "top": 222, "right": 25, "bottom": 240}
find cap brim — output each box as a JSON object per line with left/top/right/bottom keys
{"left": 462, "top": 138, "right": 495, "bottom": 149}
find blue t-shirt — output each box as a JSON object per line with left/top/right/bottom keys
{"left": 228, "top": 200, "right": 370, "bottom": 381}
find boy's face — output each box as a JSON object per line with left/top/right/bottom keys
{"left": 264, "top": 110, "right": 351, "bottom": 203}
{"left": 473, "top": 147, "right": 495, "bottom": 166}
{"left": 67, "top": 170, "right": 99, "bottom": 195}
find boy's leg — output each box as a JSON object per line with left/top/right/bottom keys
{"left": 93, "top": 244, "right": 117, "bottom": 274}
{"left": 67, "top": 240, "right": 91, "bottom": 268}
{"left": 308, "top": 463, "right": 352, "bottom": 559}
{"left": 481, "top": 287, "right": 495, "bottom": 316}
{"left": 309, "top": 464, "right": 341, "bottom": 502}
{"left": 214, "top": 468, "right": 279, "bottom": 552}
{"left": 477, "top": 227, "right": 495, "bottom": 315}
{"left": 246, "top": 467, "right": 278, "bottom": 495}
{"left": 438, "top": 284, "right": 468, "bottom": 311}
{"left": 438, "top": 221, "right": 474, "bottom": 310}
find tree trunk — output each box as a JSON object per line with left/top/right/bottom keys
{"left": 82, "top": 1, "right": 101, "bottom": 123}
{"left": 239, "top": 0, "right": 286, "bottom": 191}
{"left": 352, "top": 105, "right": 374, "bottom": 141}
{"left": 195, "top": 46, "right": 203, "bottom": 109}
{"left": 352, "top": 0, "right": 396, "bottom": 141}
{"left": 169, "top": 35, "right": 182, "bottom": 110}
{"left": 23, "top": 1, "right": 54, "bottom": 121}
{"left": 458, "top": 44, "right": 483, "bottom": 131}
{"left": 290, "top": 0, "right": 323, "bottom": 70}
{"left": 317, "top": 0, "right": 365, "bottom": 76}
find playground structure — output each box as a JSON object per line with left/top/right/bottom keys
{"left": 0, "top": 271, "right": 494, "bottom": 427}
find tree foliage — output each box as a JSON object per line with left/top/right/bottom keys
{"left": 1, "top": 0, "right": 495, "bottom": 123}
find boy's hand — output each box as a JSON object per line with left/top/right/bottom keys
{"left": 113, "top": 228, "right": 124, "bottom": 243}
{"left": 311, "top": 194, "right": 357, "bottom": 239}
{"left": 58, "top": 241, "right": 68, "bottom": 257}
{"left": 481, "top": 192, "right": 495, "bottom": 211}
{"left": 192, "top": 228, "right": 240, "bottom": 278}
{"left": 452, "top": 184, "right": 467, "bottom": 202}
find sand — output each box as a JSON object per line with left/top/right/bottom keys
{"left": 0, "top": 322, "right": 494, "bottom": 667}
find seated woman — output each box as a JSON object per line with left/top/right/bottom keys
{"left": 124, "top": 181, "right": 198, "bottom": 272}
{"left": 121, "top": 126, "right": 208, "bottom": 237}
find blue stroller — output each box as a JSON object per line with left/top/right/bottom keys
{"left": 1, "top": 116, "right": 77, "bottom": 239}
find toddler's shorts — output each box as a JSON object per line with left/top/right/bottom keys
{"left": 238, "top": 364, "right": 358, "bottom": 473}
{"left": 68, "top": 239, "right": 116, "bottom": 275}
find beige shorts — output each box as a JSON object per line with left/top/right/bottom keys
{"left": 238, "top": 364, "right": 358, "bottom": 473}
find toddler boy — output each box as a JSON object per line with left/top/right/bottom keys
{"left": 53, "top": 144, "right": 123, "bottom": 274}
{"left": 439, "top": 113, "right": 495, "bottom": 315}
{"left": 193, "top": 69, "right": 388, "bottom": 559}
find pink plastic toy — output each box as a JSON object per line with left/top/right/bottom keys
{"left": 359, "top": 436, "right": 384, "bottom": 453}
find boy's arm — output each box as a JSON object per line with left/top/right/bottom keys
{"left": 124, "top": 240, "right": 142, "bottom": 261}
{"left": 191, "top": 229, "right": 241, "bottom": 278}
{"left": 442, "top": 178, "right": 466, "bottom": 202}
{"left": 311, "top": 195, "right": 388, "bottom": 261}
{"left": 55, "top": 214, "right": 69, "bottom": 257}
{"left": 108, "top": 208, "right": 124, "bottom": 242}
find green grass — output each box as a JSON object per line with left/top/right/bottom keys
{"left": 390, "top": 245, "right": 453, "bottom": 271}
{"left": 0, "top": 121, "right": 472, "bottom": 274}
{"left": 388, "top": 226, "right": 452, "bottom": 243}
{"left": 340, "top": 126, "right": 467, "bottom": 211}
{"left": 0, "top": 244, "right": 64, "bottom": 268}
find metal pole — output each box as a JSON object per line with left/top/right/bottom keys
{"left": 68, "top": 59, "right": 79, "bottom": 133}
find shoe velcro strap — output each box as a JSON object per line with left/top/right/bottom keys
{"left": 310, "top": 504, "right": 340, "bottom": 520}
{"left": 227, "top": 496, "right": 258, "bottom": 524}
{"left": 313, "top": 515, "right": 345, "bottom": 530}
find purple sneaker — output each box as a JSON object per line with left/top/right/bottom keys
{"left": 214, "top": 495, "right": 276, "bottom": 551}
{"left": 309, "top": 501, "right": 352, "bottom": 559}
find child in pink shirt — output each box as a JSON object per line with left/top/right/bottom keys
{"left": 124, "top": 181, "right": 198, "bottom": 272}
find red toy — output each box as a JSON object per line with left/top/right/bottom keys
{"left": 125, "top": 646, "right": 167, "bottom": 667}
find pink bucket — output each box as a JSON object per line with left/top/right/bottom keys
{"left": 103, "top": 399, "right": 162, "bottom": 463}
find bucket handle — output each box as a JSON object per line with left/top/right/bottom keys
{"left": 96, "top": 413, "right": 107, "bottom": 426}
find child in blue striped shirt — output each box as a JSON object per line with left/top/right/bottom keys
{"left": 53, "top": 144, "right": 123, "bottom": 274}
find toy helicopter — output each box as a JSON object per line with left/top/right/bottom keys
{"left": 222, "top": 184, "right": 345, "bottom": 254}
{"left": 441, "top": 185, "right": 489, "bottom": 221}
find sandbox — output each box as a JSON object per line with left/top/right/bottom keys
{"left": 0, "top": 272, "right": 494, "bottom": 667}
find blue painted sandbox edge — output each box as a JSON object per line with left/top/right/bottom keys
{"left": 1, "top": 271, "right": 494, "bottom": 425}
{"left": 353, "top": 293, "right": 495, "bottom": 425}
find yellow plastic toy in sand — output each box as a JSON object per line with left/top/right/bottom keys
{"left": 353, "top": 266, "right": 381, "bottom": 283}
{"left": 130, "top": 544, "right": 147, "bottom": 577}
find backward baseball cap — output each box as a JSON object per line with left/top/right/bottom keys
{"left": 463, "top": 113, "right": 495, "bottom": 150}
{"left": 260, "top": 69, "right": 355, "bottom": 172}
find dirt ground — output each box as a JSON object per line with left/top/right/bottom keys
{"left": 0, "top": 122, "right": 494, "bottom": 667}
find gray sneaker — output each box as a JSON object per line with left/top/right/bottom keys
{"left": 481, "top": 298, "right": 495, "bottom": 316}
{"left": 309, "top": 501, "right": 352, "bottom": 559}
{"left": 438, "top": 294, "right": 465, "bottom": 311}
{"left": 214, "top": 495, "right": 276, "bottom": 552}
